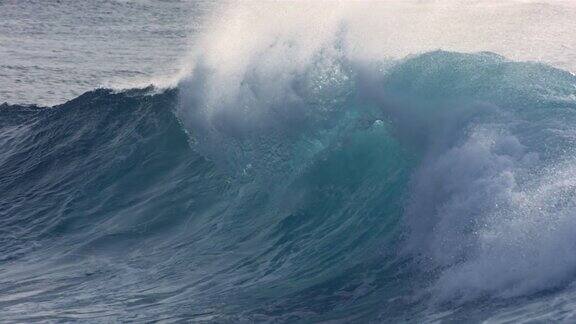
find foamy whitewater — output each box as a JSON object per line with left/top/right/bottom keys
{"left": 3, "top": 0, "right": 576, "bottom": 322}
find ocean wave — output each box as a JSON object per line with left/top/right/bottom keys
{"left": 3, "top": 3, "right": 576, "bottom": 322}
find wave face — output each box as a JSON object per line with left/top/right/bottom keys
{"left": 3, "top": 48, "right": 576, "bottom": 322}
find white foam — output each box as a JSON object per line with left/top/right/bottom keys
{"left": 406, "top": 122, "right": 576, "bottom": 300}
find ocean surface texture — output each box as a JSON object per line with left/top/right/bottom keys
{"left": 3, "top": 1, "right": 576, "bottom": 322}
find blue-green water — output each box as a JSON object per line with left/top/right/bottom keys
{"left": 4, "top": 1, "right": 576, "bottom": 323}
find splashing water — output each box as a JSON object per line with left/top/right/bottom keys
{"left": 3, "top": 1, "right": 576, "bottom": 322}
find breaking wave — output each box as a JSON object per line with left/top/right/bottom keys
{"left": 3, "top": 2, "right": 576, "bottom": 322}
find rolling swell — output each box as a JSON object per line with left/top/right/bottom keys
{"left": 2, "top": 51, "right": 576, "bottom": 322}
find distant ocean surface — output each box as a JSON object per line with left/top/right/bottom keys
{"left": 4, "top": 1, "right": 576, "bottom": 322}
{"left": 0, "top": 0, "right": 213, "bottom": 106}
